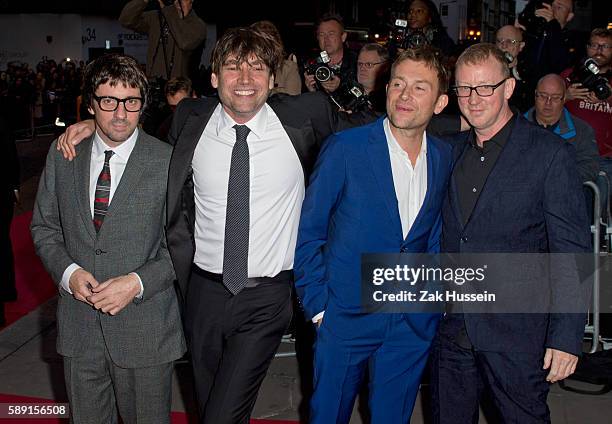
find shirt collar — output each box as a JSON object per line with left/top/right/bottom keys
{"left": 467, "top": 113, "right": 515, "bottom": 151}
{"left": 216, "top": 103, "right": 269, "bottom": 140}
{"left": 92, "top": 127, "right": 139, "bottom": 161}
{"left": 383, "top": 117, "right": 428, "bottom": 158}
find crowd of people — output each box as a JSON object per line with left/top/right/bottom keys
{"left": 0, "top": 58, "right": 85, "bottom": 132}
{"left": 3, "top": 0, "right": 611, "bottom": 423}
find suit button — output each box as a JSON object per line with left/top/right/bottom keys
{"left": 460, "top": 237, "right": 468, "bottom": 243}
{"left": 400, "top": 247, "right": 407, "bottom": 253}
{"left": 95, "top": 249, "right": 103, "bottom": 255}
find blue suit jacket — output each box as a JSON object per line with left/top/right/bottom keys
{"left": 295, "top": 117, "right": 453, "bottom": 341}
{"left": 441, "top": 115, "right": 590, "bottom": 356}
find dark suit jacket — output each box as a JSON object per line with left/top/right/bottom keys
{"left": 441, "top": 115, "right": 591, "bottom": 356}
{"left": 166, "top": 92, "right": 373, "bottom": 297}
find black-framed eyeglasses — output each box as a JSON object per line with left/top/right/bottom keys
{"left": 452, "top": 78, "right": 508, "bottom": 97}
{"left": 357, "top": 61, "right": 386, "bottom": 69}
{"left": 587, "top": 43, "right": 612, "bottom": 51}
{"left": 93, "top": 95, "right": 143, "bottom": 112}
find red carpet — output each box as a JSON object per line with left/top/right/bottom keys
{"left": 0, "top": 393, "right": 298, "bottom": 423}
{"left": 5, "top": 211, "right": 57, "bottom": 327}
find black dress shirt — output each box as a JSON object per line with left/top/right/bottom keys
{"left": 454, "top": 114, "right": 515, "bottom": 225}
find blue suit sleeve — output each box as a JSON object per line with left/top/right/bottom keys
{"left": 294, "top": 135, "right": 346, "bottom": 321}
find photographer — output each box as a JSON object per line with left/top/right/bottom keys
{"left": 496, "top": 25, "right": 532, "bottom": 111}
{"left": 518, "top": 0, "right": 579, "bottom": 85}
{"left": 561, "top": 28, "right": 612, "bottom": 204}
{"left": 354, "top": 43, "right": 389, "bottom": 113}
{"left": 403, "top": 0, "right": 455, "bottom": 57}
{"left": 119, "top": 0, "right": 206, "bottom": 80}
{"left": 303, "top": 14, "right": 357, "bottom": 94}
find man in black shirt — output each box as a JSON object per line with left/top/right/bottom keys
{"left": 431, "top": 43, "right": 590, "bottom": 424}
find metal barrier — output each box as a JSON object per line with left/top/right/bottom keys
{"left": 584, "top": 181, "right": 602, "bottom": 353}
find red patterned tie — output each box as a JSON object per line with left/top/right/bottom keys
{"left": 93, "top": 150, "right": 114, "bottom": 233}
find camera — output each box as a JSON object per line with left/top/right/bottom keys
{"left": 517, "top": 0, "right": 552, "bottom": 37}
{"left": 569, "top": 58, "right": 612, "bottom": 101}
{"left": 305, "top": 51, "right": 335, "bottom": 83}
{"left": 390, "top": 19, "right": 429, "bottom": 50}
{"left": 329, "top": 80, "right": 372, "bottom": 112}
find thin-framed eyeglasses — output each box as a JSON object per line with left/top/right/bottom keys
{"left": 496, "top": 38, "right": 521, "bottom": 47}
{"left": 93, "top": 95, "right": 143, "bottom": 112}
{"left": 452, "top": 78, "right": 508, "bottom": 97}
{"left": 357, "top": 61, "right": 386, "bottom": 69}
{"left": 535, "top": 91, "right": 564, "bottom": 103}
{"left": 587, "top": 43, "right": 612, "bottom": 51}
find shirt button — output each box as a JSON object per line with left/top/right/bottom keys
{"left": 472, "top": 187, "right": 477, "bottom": 193}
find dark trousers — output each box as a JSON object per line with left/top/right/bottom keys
{"left": 430, "top": 324, "right": 550, "bottom": 424}
{"left": 184, "top": 271, "right": 293, "bottom": 424}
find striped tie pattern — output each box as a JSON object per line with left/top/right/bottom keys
{"left": 93, "top": 150, "right": 114, "bottom": 233}
{"left": 222, "top": 124, "right": 251, "bottom": 295}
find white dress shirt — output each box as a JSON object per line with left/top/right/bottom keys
{"left": 313, "top": 119, "right": 429, "bottom": 323}
{"left": 384, "top": 117, "right": 428, "bottom": 238}
{"left": 192, "top": 104, "right": 305, "bottom": 277}
{"left": 61, "top": 129, "right": 143, "bottom": 296}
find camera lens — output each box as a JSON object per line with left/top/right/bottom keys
{"left": 315, "top": 66, "right": 332, "bottom": 82}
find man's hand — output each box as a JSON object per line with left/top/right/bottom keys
{"left": 534, "top": 3, "right": 555, "bottom": 22}
{"left": 320, "top": 75, "right": 341, "bottom": 93}
{"left": 304, "top": 73, "right": 317, "bottom": 92}
{"left": 543, "top": 348, "right": 578, "bottom": 383}
{"left": 69, "top": 269, "right": 99, "bottom": 305}
{"left": 566, "top": 83, "right": 591, "bottom": 101}
{"left": 87, "top": 274, "right": 141, "bottom": 316}
{"left": 56, "top": 120, "right": 95, "bottom": 161}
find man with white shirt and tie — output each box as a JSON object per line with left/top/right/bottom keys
{"left": 53, "top": 27, "right": 373, "bottom": 423}
{"left": 294, "top": 46, "right": 453, "bottom": 423}
{"left": 31, "top": 54, "right": 185, "bottom": 424}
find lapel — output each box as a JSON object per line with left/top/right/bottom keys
{"left": 366, "top": 120, "right": 403, "bottom": 240}
{"left": 73, "top": 137, "right": 96, "bottom": 240}
{"left": 102, "top": 132, "right": 147, "bottom": 223}
{"left": 404, "top": 134, "right": 439, "bottom": 241}
{"left": 167, "top": 99, "right": 218, "bottom": 220}
{"left": 282, "top": 124, "right": 308, "bottom": 178}
{"left": 449, "top": 137, "right": 470, "bottom": 228}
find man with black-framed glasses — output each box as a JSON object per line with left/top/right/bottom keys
{"left": 31, "top": 53, "right": 185, "bottom": 424}
{"left": 431, "top": 43, "right": 590, "bottom": 424}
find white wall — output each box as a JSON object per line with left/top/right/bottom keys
{"left": 0, "top": 14, "right": 215, "bottom": 70}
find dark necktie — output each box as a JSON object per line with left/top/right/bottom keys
{"left": 93, "top": 150, "right": 114, "bottom": 233}
{"left": 222, "top": 125, "right": 251, "bottom": 295}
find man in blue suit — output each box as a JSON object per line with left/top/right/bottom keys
{"left": 431, "top": 43, "right": 591, "bottom": 423}
{"left": 294, "top": 47, "right": 454, "bottom": 423}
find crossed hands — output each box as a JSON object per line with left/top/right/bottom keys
{"left": 69, "top": 269, "right": 141, "bottom": 315}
